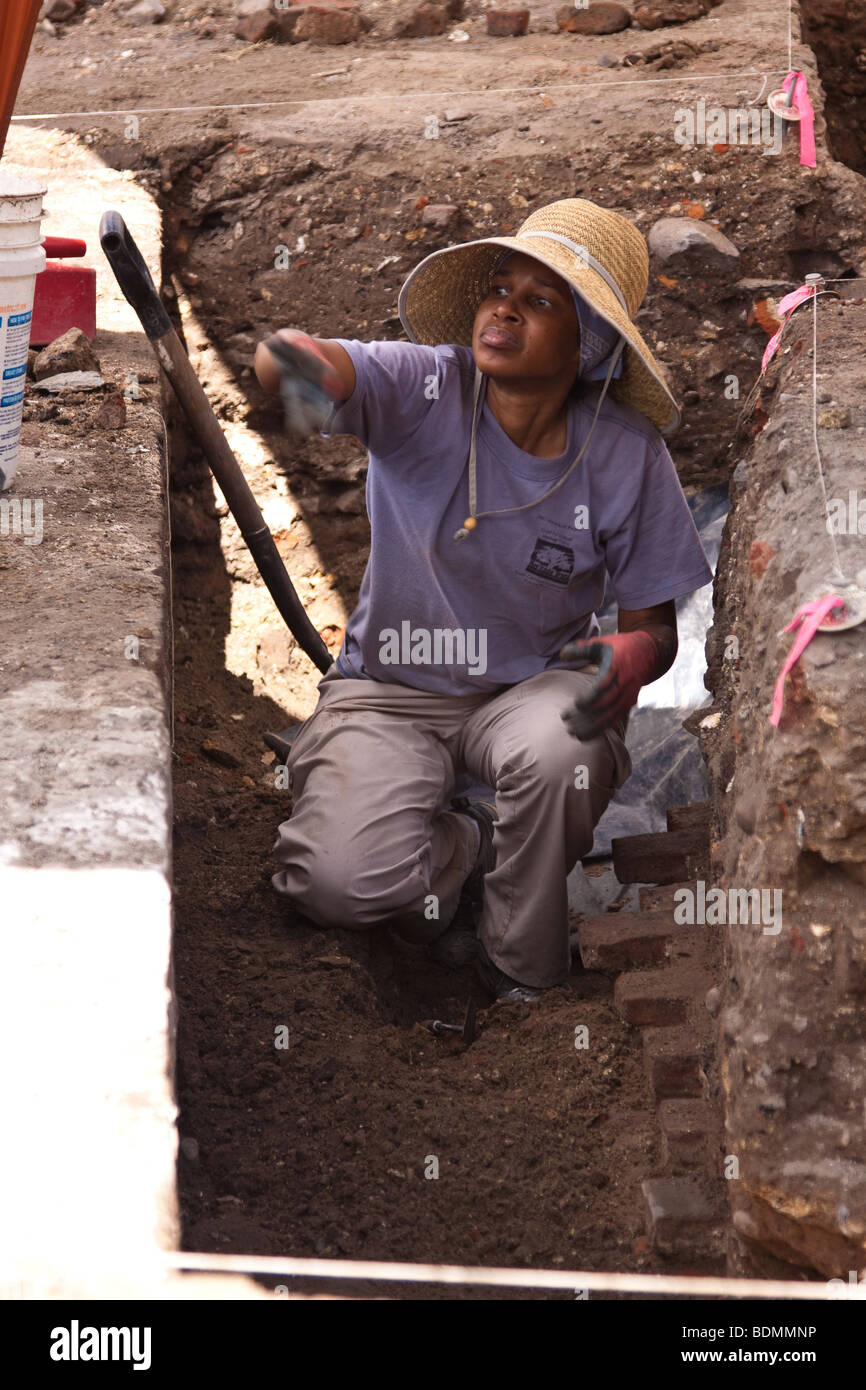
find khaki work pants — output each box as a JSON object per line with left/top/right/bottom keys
{"left": 272, "top": 664, "right": 632, "bottom": 989}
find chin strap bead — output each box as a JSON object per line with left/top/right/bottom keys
{"left": 453, "top": 516, "right": 477, "bottom": 542}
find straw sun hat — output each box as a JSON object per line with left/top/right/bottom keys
{"left": 397, "top": 197, "right": 680, "bottom": 435}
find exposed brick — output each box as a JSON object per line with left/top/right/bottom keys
{"left": 666, "top": 801, "right": 713, "bottom": 833}
{"left": 659, "top": 1099, "right": 718, "bottom": 1170}
{"left": 577, "top": 912, "right": 674, "bottom": 973}
{"left": 555, "top": 1, "right": 631, "bottom": 34}
{"left": 642, "top": 1177, "right": 727, "bottom": 1256}
{"left": 643, "top": 1025, "right": 708, "bottom": 1099}
{"left": 638, "top": 880, "right": 693, "bottom": 913}
{"left": 487, "top": 8, "right": 530, "bottom": 36}
{"left": 614, "top": 969, "right": 695, "bottom": 1026}
{"left": 611, "top": 824, "right": 710, "bottom": 885}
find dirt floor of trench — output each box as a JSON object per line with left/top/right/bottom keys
{"left": 167, "top": 318, "right": 674, "bottom": 1300}
{"left": 15, "top": 0, "right": 866, "bottom": 1296}
{"left": 161, "top": 140, "right": 729, "bottom": 1297}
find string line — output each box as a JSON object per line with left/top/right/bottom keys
{"left": 10, "top": 70, "right": 795, "bottom": 123}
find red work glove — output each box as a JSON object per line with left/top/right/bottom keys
{"left": 559, "top": 631, "right": 660, "bottom": 741}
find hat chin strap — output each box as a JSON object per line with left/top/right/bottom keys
{"left": 453, "top": 338, "right": 626, "bottom": 542}
{"left": 519, "top": 229, "right": 630, "bottom": 314}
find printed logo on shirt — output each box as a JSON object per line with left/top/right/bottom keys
{"left": 526, "top": 538, "right": 574, "bottom": 586}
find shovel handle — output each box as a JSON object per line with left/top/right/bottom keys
{"left": 99, "top": 208, "right": 333, "bottom": 676}
{"left": 99, "top": 211, "right": 172, "bottom": 340}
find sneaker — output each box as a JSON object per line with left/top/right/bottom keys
{"left": 474, "top": 940, "right": 545, "bottom": 1004}
{"left": 428, "top": 799, "right": 498, "bottom": 968}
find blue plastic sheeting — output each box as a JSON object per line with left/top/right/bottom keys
{"left": 588, "top": 481, "right": 729, "bottom": 855}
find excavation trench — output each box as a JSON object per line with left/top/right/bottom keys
{"left": 164, "top": 157, "right": 707, "bottom": 1298}
{"left": 801, "top": 0, "right": 866, "bottom": 177}
{"left": 160, "top": 48, "right": 866, "bottom": 1288}
{"left": 166, "top": 295, "right": 676, "bottom": 1294}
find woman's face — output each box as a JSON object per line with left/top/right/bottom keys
{"left": 471, "top": 252, "right": 581, "bottom": 390}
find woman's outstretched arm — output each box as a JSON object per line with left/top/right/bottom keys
{"left": 254, "top": 328, "right": 356, "bottom": 406}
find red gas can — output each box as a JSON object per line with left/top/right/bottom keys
{"left": 30, "top": 236, "right": 97, "bottom": 346}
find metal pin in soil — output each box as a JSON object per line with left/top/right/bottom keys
{"left": 768, "top": 71, "right": 802, "bottom": 126}
{"left": 425, "top": 998, "right": 478, "bottom": 1044}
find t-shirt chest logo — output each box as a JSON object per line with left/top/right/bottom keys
{"left": 526, "top": 538, "right": 574, "bottom": 586}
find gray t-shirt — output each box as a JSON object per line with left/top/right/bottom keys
{"left": 320, "top": 339, "right": 713, "bottom": 695}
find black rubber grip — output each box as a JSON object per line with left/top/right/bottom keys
{"left": 99, "top": 210, "right": 172, "bottom": 340}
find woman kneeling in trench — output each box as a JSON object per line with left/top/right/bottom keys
{"left": 254, "top": 198, "right": 713, "bottom": 1004}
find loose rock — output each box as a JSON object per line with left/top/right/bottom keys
{"left": 95, "top": 392, "right": 128, "bottom": 430}
{"left": 487, "top": 8, "right": 530, "bottom": 36}
{"left": 556, "top": 2, "right": 630, "bottom": 34}
{"left": 292, "top": 5, "right": 362, "bottom": 42}
{"left": 117, "top": 0, "right": 166, "bottom": 23}
{"left": 420, "top": 202, "right": 459, "bottom": 229}
{"left": 634, "top": 0, "right": 713, "bottom": 28}
{"left": 34, "top": 327, "right": 101, "bottom": 380}
{"left": 201, "top": 740, "right": 241, "bottom": 769}
{"left": 42, "top": 0, "right": 76, "bottom": 20}
{"left": 235, "top": 9, "right": 279, "bottom": 41}
{"left": 817, "top": 406, "right": 852, "bottom": 428}
{"left": 648, "top": 216, "right": 739, "bottom": 264}
{"left": 392, "top": 2, "right": 450, "bottom": 38}
{"left": 33, "top": 371, "right": 106, "bottom": 393}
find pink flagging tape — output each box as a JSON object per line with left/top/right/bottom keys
{"left": 761, "top": 282, "right": 816, "bottom": 372}
{"left": 790, "top": 70, "right": 817, "bottom": 168}
{"left": 770, "top": 594, "right": 844, "bottom": 726}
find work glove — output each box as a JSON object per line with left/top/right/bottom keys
{"left": 559, "top": 631, "right": 660, "bottom": 741}
{"left": 261, "top": 330, "right": 342, "bottom": 440}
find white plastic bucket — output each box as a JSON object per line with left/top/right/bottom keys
{"left": 0, "top": 173, "right": 47, "bottom": 491}
{"left": 0, "top": 171, "right": 46, "bottom": 247}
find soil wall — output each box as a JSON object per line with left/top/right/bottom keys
{"left": 702, "top": 290, "right": 866, "bottom": 1277}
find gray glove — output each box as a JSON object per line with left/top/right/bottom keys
{"left": 262, "top": 333, "right": 336, "bottom": 439}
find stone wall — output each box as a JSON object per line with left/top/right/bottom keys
{"left": 701, "top": 287, "right": 866, "bottom": 1277}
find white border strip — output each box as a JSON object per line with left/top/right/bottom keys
{"left": 164, "top": 1252, "right": 866, "bottom": 1298}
